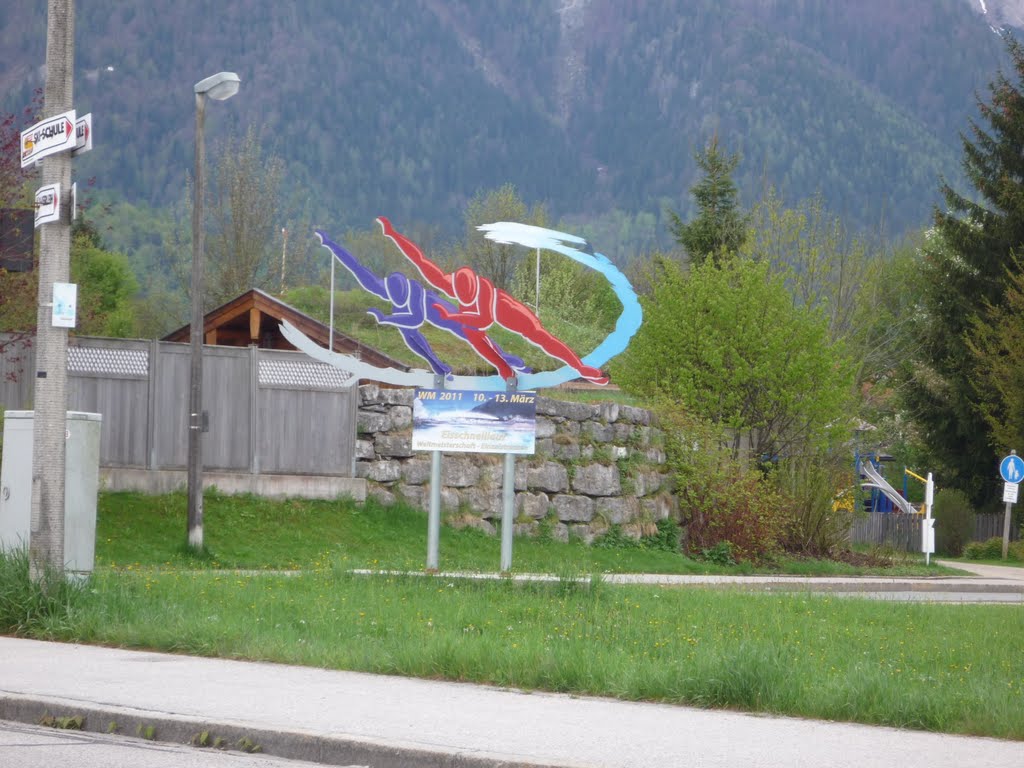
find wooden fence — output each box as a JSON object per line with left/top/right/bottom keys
{"left": 0, "top": 333, "right": 358, "bottom": 476}
{"left": 851, "top": 512, "right": 1021, "bottom": 551}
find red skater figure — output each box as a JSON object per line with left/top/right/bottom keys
{"left": 378, "top": 216, "right": 608, "bottom": 384}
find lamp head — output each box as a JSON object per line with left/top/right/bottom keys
{"left": 194, "top": 71, "right": 241, "bottom": 101}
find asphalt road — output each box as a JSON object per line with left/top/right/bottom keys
{"left": 0, "top": 721, "right": 362, "bottom": 768}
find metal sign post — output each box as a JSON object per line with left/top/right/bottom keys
{"left": 426, "top": 374, "right": 445, "bottom": 573}
{"left": 999, "top": 451, "right": 1023, "bottom": 560}
{"left": 923, "top": 472, "right": 935, "bottom": 565}
{"left": 500, "top": 377, "right": 518, "bottom": 574}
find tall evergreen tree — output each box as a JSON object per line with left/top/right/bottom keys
{"left": 903, "top": 33, "right": 1024, "bottom": 505}
{"left": 667, "top": 136, "right": 748, "bottom": 266}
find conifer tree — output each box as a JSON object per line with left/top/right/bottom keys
{"left": 667, "top": 136, "right": 748, "bottom": 266}
{"left": 904, "top": 33, "right": 1024, "bottom": 504}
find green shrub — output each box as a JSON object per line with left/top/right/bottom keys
{"left": 774, "top": 451, "right": 856, "bottom": 557}
{"left": 966, "top": 537, "right": 1024, "bottom": 561}
{"left": 964, "top": 537, "right": 1003, "bottom": 560}
{"left": 932, "top": 489, "right": 976, "bottom": 557}
{"left": 701, "top": 540, "right": 736, "bottom": 566}
{"left": 593, "top": 518, "right": 681, "bottom": 552}
{"left": 666, "top": 417, "right": 789, "bottom": 563}
{"left": 1009, "top": 540, "right": 1024, "bottom": 562}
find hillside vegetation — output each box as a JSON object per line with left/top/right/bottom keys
{"left": 0, "top": 0, "right": 1009, "bottom": 260}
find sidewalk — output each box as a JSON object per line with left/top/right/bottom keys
{"left": 1, "top": 635, "right": 1021, "bottom": 768}
{"left": 0, "top": 566, "right": 1021, "bottom": 767}
{"left": 352, "top": 562, "right": 1024, "bottom": 601}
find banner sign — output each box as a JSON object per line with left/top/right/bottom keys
{"left": 412, "top": 388, "right": 536, "bottom": 454}
{"left": 21, "top": 110, "right": 76, "bottom": 167}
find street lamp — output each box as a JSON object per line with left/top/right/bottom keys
{"left": 188, "top": 71, "right": 240, "bottom": 551}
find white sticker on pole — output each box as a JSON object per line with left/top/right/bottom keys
{"left": 34, "top": 184, "right": 60, "bottom": 227}
{"left": 1003, "top": 482, "right": 1018, "bottom": 504}
{"left": 20, "top": 110, "right": 76, "bottom": 167}
{"left": 52, "top": 282, "right": 77, "bottom": 328}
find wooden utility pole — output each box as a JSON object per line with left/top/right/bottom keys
{"left": 29, "top": 0, "right": 75, "bottom": 581}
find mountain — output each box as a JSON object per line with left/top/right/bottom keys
{"left": 0, "top": 1, "right": 1016, "bottom": 261}
{"left": 970, "top": 0, "right": 1024, "bottom": 29}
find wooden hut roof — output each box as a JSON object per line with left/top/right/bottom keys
{"left": 162, "top": 288, "right": 409, "bottom": 371}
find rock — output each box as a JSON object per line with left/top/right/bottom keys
{"left": 359, "top": 383, "right": 380, "bottom": 406}
{"left": 355, "top": 439, "right": 376, "bottom": 460}
{"left": 442, "top": 457, "right": 481, "bottom": 487}
{"left": 379, "top": 388, "right": 414, "bottom": 406}
{"left": 618, "top": 405, "right": 651, "bottom": 425}
{"left": 553, "top": 494, "right": 595, "bottom": 522}
{"left": 552, "top": 440, "right": 581, "bottom": 461}
{"left": 516, "top": 491, "right": 551, "bottom": 519}
{"left": 572, "top": 463, "right": 621, "bottom": 496}
{"left": 599, "top": 402, "right": 620, "bottom": 423}
{"left": 374, "top": 434, "right": 413, "bottom": 458}
{"left": 584, "top": 421, "right": 616, "bottom": 443}
{"left": 363, "top": 460, "right": 402, "bottom": 483}
{"left": 400, "top": 459, "right": 432, "bottom": 485}
{"left": 641, "top": 493, "right": 677, "bottom": 521}
{"left": 535, "top": 416, "right": 557, "bottom": 438}
{"left": 462, "top": 487, "right": 502, "bottom": 518}
{"left": 536, "top": 398, "right": 598, "bottom": 421}
{"left": 595, "top": 496, "right": 640, "bottom": 525}
{"left": 527, "top": 462, "right": 569, "bottom": 493}
{"left": 357, "top": 410, "right": 391, "bottom": 434}
{"left": 389, "top": 405, "right": 413, "bottom": 430}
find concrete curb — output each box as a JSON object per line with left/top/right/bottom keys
{"left": 0, "top": 693, "right": 570, "bottom": 768}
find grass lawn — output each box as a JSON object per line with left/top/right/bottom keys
{"left": 5, "top": 492, "right": 1018, "bottom": 741}
{"left": 95, "top": 491, "right": 953, "bottom": 577}
{"left": 9, "top": 562, "right": 1022, "bottom": 741}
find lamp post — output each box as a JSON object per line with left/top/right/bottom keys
{"left": 188, "top": 71, "right": 240, "bottom": 551}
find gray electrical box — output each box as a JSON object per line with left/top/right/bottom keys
{"left": 0, "top": 410, "right": 102, "bottom": 578}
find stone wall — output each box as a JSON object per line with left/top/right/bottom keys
{"left": 356, "top": 385, "right": 675, "bottom": 542}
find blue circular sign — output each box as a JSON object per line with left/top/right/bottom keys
{"left": 1000, "top": 454, "right": 1024, "bottom": 483}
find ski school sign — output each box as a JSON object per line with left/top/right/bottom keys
{"left": 21, "top": 110, "right": 76, "bottom": 167}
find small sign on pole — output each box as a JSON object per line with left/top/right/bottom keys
{"left": 72, "top": 113, "right": 92, "bottom": 156}
{"left": 1003, "top": 482, "right": 1019, "bottom": 504}
{"left": 21, "top": 110, "right": 76, "bottom": 167}
{"left": 34, "top": 184, "right": 61, "bottom": 227}
{"left": 51, "top": 282, "right": 77, "bottom": 328}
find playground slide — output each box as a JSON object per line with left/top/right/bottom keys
{"left": 858, "top": 459, "right": 916, "bottom": 514}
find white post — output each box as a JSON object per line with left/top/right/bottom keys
{"left": 923, "top": 472, "right": 935, "bottom": 565}
{"left": 534, "top": 247, "right": 541, "bottom": 316}
{"left": 280, "top": 226, "right": 288, "bottom": 293}
{"left": 329, "top": 253, "right": 335, "bottom": 352}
